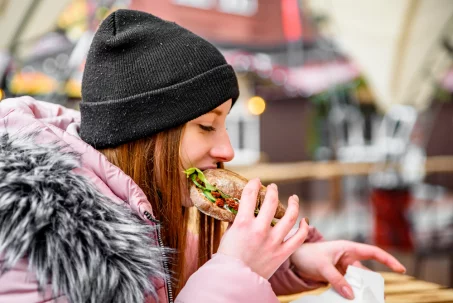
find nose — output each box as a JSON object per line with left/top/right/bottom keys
{"left": 210, "top": 131, "right": 235, "bottom": 163}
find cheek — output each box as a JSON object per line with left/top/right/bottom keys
{"left": 180, "top": 134, "right": 211, "bottom": 168}
{"left": 181, "top": 148, "right": 199, "bottom": 168}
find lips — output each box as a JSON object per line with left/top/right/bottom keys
{"left": 196, "top": 166, "right": 217, "bottom": 171}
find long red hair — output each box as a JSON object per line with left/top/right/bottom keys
{"left": 98, "top": 125, "right": 223, "bottom": 295}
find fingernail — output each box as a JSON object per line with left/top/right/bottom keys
{"left": 342, "top": 286, "right": 354, "bottom": 300}
{"left": 292, "top": 194, "right": 299, "bottom": 203}
{"left": 304, "top": 217, "right": 310, "bottom": 225}
{"left": 269, "top": 183, "right": 276, "bottom": 189}
{"left": 401, "top": 266, "right": 407, "bottom": 274}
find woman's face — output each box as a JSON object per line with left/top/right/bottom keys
{"left": 180, "top": 99, "right": 234, "bottom": 207}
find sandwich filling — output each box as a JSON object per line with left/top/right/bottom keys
{"left": 185, "top": 167, "right": 277, "bottom": 225}
{"left": 184, "top": 167, "right": 240, "bottom": 214}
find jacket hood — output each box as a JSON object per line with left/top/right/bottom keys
{"left": 0, "top": 97, "right": 166, "bottom": 302}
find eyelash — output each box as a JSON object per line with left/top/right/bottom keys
{"left": 199, "top": 124, "right": 216, "bottom": 132}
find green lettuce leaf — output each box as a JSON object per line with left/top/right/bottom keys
{"left": 184, "top": 167, "right": 216, "bottom": 191}
{"left": 202, "top": 190, "right": 217, "bottom": 202}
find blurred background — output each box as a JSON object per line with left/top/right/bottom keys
{"left": 1, "top": 0, "right": 453, "bottom": 288}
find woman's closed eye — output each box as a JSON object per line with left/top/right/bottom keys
{"left": 199, "top": 124, "right": 216, "bottom": 132}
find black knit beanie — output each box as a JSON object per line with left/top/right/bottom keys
{"left": 80, "top": 9, "right": 239, "bottom": 149}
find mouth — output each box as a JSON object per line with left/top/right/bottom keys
{"left": 196, "top": 166, "right": 218, "bottom": 171}
{"left": 184, "top": 166, "right": 216, "bottom": 192}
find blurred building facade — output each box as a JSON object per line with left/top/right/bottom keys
{"left": 131, "top": 0, "right": 359, "bottom": 166}
{"left": 1, "top": 0, "right": 451, "bottom": 192}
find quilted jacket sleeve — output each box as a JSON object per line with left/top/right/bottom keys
{"left": 176, "top": 253, "right": 280, "bottom": 303}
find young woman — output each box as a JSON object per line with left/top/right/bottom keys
{"left": 0, "top": 9, "right": 405, "bottom": 303}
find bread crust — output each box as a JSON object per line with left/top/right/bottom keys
{"left": 189, "top": 168, "right": 286, "bottom": 222}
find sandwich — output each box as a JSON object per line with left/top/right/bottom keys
{"left": 184, "top": 167, "right": 286, "bottom": 224}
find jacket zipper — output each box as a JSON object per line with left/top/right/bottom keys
{"left": 144, "top": 211, "right": 174, "bottom": 303}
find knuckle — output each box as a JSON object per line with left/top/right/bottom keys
{"left": 274, "top": 249, "right": 287, "bottom": 260}
{"left": 286, "top": 212, "right": 298, "bottom": 224}
{"left": 234, "top": 217, "right": 249, "bottom": 227}
{"left": 270, "top": 236, "right": 282, "bottom": 247}
{"left": 253, "top": 225, "right": 268, "bottom": 238}
{"left": 242, "top": 187, "right": 258, "bottom": 198}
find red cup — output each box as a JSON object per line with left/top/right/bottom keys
{"left": 370, "top": 188, "right": 414, "bottom": 251}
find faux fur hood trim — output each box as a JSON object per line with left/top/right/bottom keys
{"left": 0, "top": 132, "right": 167, "bottom": 302}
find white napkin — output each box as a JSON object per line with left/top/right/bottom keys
{"left": 291, "top": 266, "right": 384, "bottom": 303}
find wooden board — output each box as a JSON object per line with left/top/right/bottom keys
{"left": 386, "top": 289, "right": 453, "bottom": 303}
{"left": 277, "top": 272, "right": 453, "bottom": 303}
{"left": 227, "top": 156, "right": 453, "bottom": 184}
{"left": 381, "top": 271, "right": 415, "bottom": 282}
{"left": 385, "top": 280, "right": 443, "bottom": 294}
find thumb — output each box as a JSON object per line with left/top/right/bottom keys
{"left": 321, "top": 265, "right": 354, "bottom": 300}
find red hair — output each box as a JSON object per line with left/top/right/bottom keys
{"left": 98, "top": 125, "right": 223, "bottom": 295}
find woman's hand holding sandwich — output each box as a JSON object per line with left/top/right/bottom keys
{"left": 218, "top": 178, "right": 310, "bottom": 279}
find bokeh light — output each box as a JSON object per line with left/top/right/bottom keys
{"left": 247, "top": 96, "right": 266, "bottom": 115}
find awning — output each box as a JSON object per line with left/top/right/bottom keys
{"left": 308, "top": 0, "right": 453, "bottom": 111}
{"left": 223, "top": 49, "right": 360, "bottom": 97}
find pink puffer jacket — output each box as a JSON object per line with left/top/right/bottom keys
{"left": 0, "top": 96, "right": 323, "bottom": 303}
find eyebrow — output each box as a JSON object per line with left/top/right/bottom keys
{"left": 209, "top": 109, "right": 223, "bottom": 116}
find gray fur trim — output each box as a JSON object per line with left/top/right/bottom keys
{"left": 0, "top": 133, "right": 167, "bottom": 302}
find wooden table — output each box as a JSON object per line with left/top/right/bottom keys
{"left": 277, "top": 272, "right": 453, "bottom": 303}
{"left": 227, "top": 155, "right": 453, "bottom": 209}
{"left": 227, "top": 156, "right": 453, "bottom": 184}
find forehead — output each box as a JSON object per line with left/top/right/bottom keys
{"left": 208, "top": 100, "right": 233, "bottom": 116}
{"left": 208, "top": 108, "right": 223, "bottom": 116}
{"left": 190, "top": 99, "right": 232, "bottom": 121}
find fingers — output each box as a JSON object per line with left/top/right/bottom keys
{"left": 282, "top": 214, "right": 309, "bottom": 250}
{"left": 346, "top": 242, "right": 406, "bottom": 273}
{"left": 236, "top": 178, "right": 261, "bottom": 221}
{"left": 272, "top": 194, "right": 300, "bottom": 241}
{"left": 255, "top": 183, "right": 279, "bottom": 226}
{"left": 320, "top": 265, "right": 355, "bottom": 300}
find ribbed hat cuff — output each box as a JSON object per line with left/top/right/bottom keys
{"left": 80, "top": 64, "right": 239, "bottom": 149}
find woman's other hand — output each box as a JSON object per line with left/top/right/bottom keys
{"left": 290, "top": 241, "right": 406, "bottom": 299}
{"left": 218, "top": 179, "right": 309, "bottom": 279}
